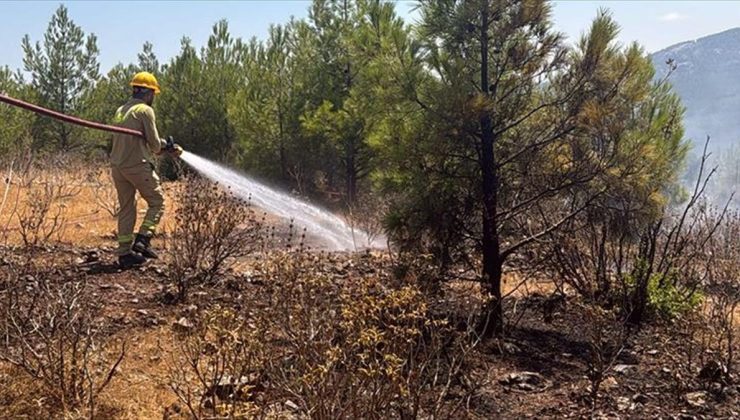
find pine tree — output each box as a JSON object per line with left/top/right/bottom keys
{"left": 302, "top": 0, "right": 408, "bottom": 203}
{"left": 158, "top": 22, "right": 244, "bottom": 160}
{"left": 0, "top": 67, "right": 34, "bottom": 155}
{"left": 377, "top": 2, "right": 688, "bottom": 336}
{"left": 137, "top": 42, "right": 160, "bottom": 74}
{"left": 22, "top": 4, "right": 99, "bottom": 150}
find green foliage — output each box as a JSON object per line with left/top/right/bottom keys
{"left": 22, "top": 4, "right": 99, "bottom": 151}
{"left": 647, "top": 274, "right": 704, "bottom": 320}
{"left": 137, "top": 41, "right": 160, "bottom": 74}
{"left": 625, "top": 267, "right": 704, "bottom": 320}
{"left": 158, "top": 21, "right": 242, "bottom": 161}
{"left": 0, "top": 67, "right": 34, "bottom": 157}
{"left": 229, "top": 23, "right": 308, "bottom": 184}
{"left": 79, "top": 64, "right": 135, "bottom": 156}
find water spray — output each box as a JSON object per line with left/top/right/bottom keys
{"left": 180, "top": 151, "right": 384, "bottom": 251}
{"left": 0, "top": 92, "right": 384, "bottom": 251}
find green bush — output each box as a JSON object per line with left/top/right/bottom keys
{"left": 646, "top": 272, "right": 703, "bottom": 319}
{"left": 625, "top": 269, "right": 703, "bottom": 320}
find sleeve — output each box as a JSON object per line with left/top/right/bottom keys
{"left": 139, "top": 107, "right": 167, "bottom": 152}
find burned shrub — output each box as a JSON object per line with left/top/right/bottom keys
{"left": 261, "top": 254, "right": 480, "bottom": 419}
{"left": 168, "top": 307, "right": 267, "bottom": 418}
{"left": 167, "top": 176, "right": 264, "bottom": 302}
{"left": 546, "top": 143, "right": 728, "bottom": 325}
{"left": 0, "top": 265, "right": 124, "bottom": 416}
{"left": 167, "top": 253, "right": 480, "bottom": 419}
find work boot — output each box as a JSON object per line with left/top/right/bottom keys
{"left": 132, "top": 233, "right": 158, "bottom": 259}
{"left": 118, "top": 252, "right": 146, "bottom": 269}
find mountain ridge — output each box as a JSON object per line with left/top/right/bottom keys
{"left": 651, "top": 27, "right": 740, "bottom": 148}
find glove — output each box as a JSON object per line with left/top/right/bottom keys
{"left": 164, "top": 136, "right": 184, "bottom": 157}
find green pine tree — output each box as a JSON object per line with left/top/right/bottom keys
{"left": 22, "top": 4, "right": 99, "bottom": 151}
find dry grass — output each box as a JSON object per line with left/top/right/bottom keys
{"left": 1, "top": 168, "right": 179, "bottom": 248}
{"left": 102, "top": 327, "right": 179, "bottom": 420}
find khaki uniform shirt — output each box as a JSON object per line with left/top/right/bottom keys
{"left": 110, "top": 98, "right": 166, "bottom": 168}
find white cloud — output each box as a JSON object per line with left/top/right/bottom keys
{"left": 659, "top": 12, "right": 687, "bottom": 22}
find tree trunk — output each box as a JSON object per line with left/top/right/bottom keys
{"left": 478, "top": 4, "right": 504, "bottom": 337}
{"left": 278, "top": 108, "right": 287, "bottom": 181}
{"left": 627, "top": 224, "right": 658, "bottom": 326}
{"left": 346, "top": 144, "right": 356, "bottom": 204}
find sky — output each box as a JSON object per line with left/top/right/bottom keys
{"left": 1, "top": 1, "right": 740, "bottom": 74}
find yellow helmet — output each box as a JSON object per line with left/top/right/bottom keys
{"left": 130, "top": 71, "right": 161, "bottom": 94}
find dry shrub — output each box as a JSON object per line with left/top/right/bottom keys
{"left": 708, "top": 210, "right": 740, "bottom": 378}
{"left": 661, "top": 211, "right": 740, "bottom": 399}
{"left": 168, "top": 307, "right": 267, "bottom": 418}
{"left": 90, "top": 167, "right": 120, "bottom": 217}
{"left": 546, "top": 147, "right": 730, "bottom": 325}
{"left": 168, "top": 176, "right": 265, "bottom": 302}
{"left": 0, "top": 263, "right": 125, "bottom": 417}
{"left": 263, "top": 256, "right": 427, "bottom": 418}
{"left": 2, "top": 153, "right": 92, "bottom": 249}
{"left": 693, "top": 209, "right": 740, "bottom": 385}
{"left": 168, "top": 253, "right": 479, "bottom": 419}
{"left": 346, "top": 193, "right": 388, "bottom": 247}
{"left": 16, "top": 177, "right": 69, "bottom": 248}
{"left": 581, "top": 304, "right": 628, "bottom": 408}
{"left": 264, "top": 255, "right": 479, "bottom": 419}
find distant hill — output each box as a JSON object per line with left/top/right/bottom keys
{"left": 651, "top": 28, "right": 740, "bottom": 149}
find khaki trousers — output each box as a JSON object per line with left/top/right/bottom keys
{"left": 111, "top": 163, "right": 164, "bottom": 256}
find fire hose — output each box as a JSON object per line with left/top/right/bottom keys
{"left": 0, "top": 92, "right": 179, "bottom": 153}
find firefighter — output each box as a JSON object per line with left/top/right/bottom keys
{"left": 111, "top": 71, "right": 182, "bottom": 268}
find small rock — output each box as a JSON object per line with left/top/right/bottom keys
{"left": 662, "top": 367, "right": 672, "bottom": 375}
{"left": 173, "top": 317, "right": 193, "bottom": 332}
{"left": 136, "top": 309, "right": 149, "bottom": 316}
{"left": 285, "top": 400, "right": 299, "bottom": 410}
{"left": 614, "top": 364, "right": 636, "bottom": 375}
{"left": 490, "top": 340, "right": 521, "bottom": 355}
{"left": 207, "top": 374, "right": 259, "bottom": 400}
{"left": 75, "top": 222, "right": 85, "bottom": 228}
{"left": 616, "top": 396, "right": 631, "bottom": 411}
{"left": 502, "top": 342, "right": 521, "bottom": 354}
{"left": 618, "top": 351, "right": 640, "bottom": 365}
{"left": 83, "top": 251, "right": 100, "bottom": 263}
{"left": 647, "top": 349, "right": 659, "bottom": 356}
{"left": 160, "top": 291, "right": 177, "bottom": 305}
{"left": 602, "top": 376, "right": 618, "bottom": 390}
{"left": 684, "top": 390, "right": 709, "bottom": 408}
{"left": 163, "top": 403, "right": 184, "bottom": 420}
{"left": 500, "top": 371, "right": 548, "bottom": 392}
{"left": 632, "top": 393, "right": 649, "bottom": 404}
{"left": 130, "top": 298, "right": 140, "bottom": 304}
{"left": 149, "top": 355, "right": 161, "bottom": 362}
